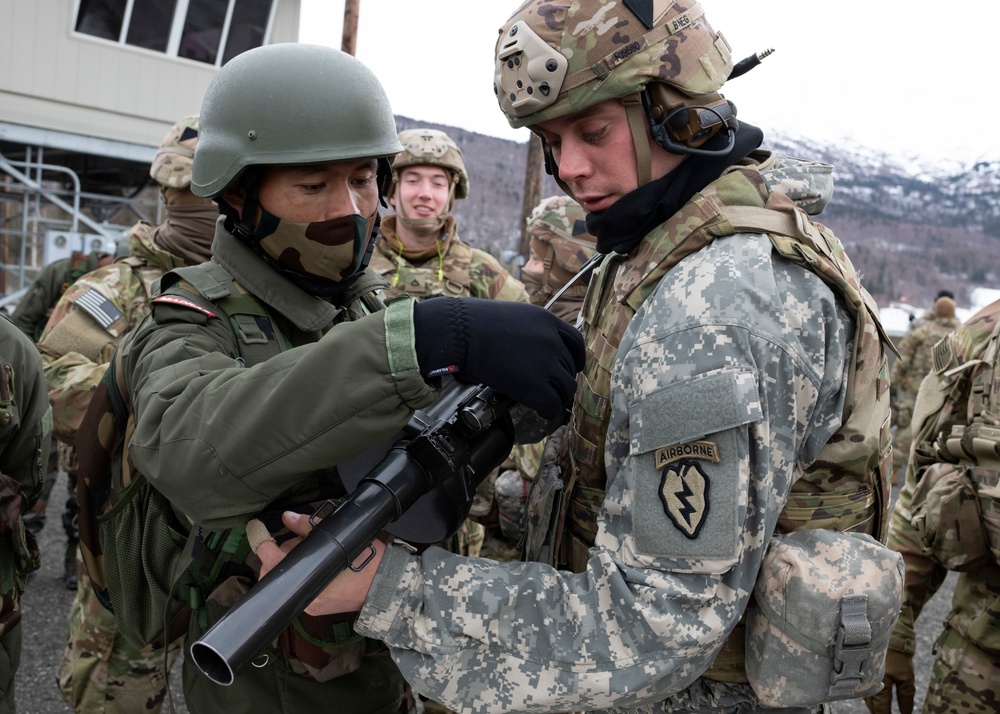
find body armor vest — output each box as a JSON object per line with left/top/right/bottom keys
{"left": 371, "top": 227, "right": 475, "bottom": 300}
{"left": 557, "top": 160, "right": 894, "bottom": 681}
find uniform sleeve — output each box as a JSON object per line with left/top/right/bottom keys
{"left": 124, "top": 297, "right": 438, "bottom": 530}
{"left": 0, "top": 320, "right": 52, "bottom": 504}
{"left": 469, "top": 251, "right": 529, "bottom": 303}
{"left": 9, "top": 260, "right": 67, "bottom": 341}
{"left": 36, "top": 266, "right": 138, "bottom": 444}
{"left": 356, "top": 236, "right": 851, "bottom": 712}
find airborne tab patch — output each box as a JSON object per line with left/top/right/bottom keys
{"left": 152, "top": 295, "right": 217, "bottom": 318}
{"left": 655, "top": 440, "right": 720, "bottom": 468}
{"left": 659, "top": 460, "right": 709, "bottom": 539}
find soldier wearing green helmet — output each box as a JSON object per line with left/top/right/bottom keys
{"left": 369, "top": 128, "right": 529, "bottom": 304}
{"left": 103, "top": 42, "right": 583, "bottom": 714}
{"left": 253, "top": 4, "right": 902, "bottom": 714}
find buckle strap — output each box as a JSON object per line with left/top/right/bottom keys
{"left": 829, "top": 594, "right": 872, "bottom": 696}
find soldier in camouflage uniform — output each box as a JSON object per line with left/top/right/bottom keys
{"left": 369, "top": 128, "right": 529, "bottom": 304}
{"left": 0, "top": 312, "right": 52, "bottom": 713}
{"left": 35, "top": 115, "right": 217, "bottom": 714}
{"left": 371, "top": 128, "right": 529, "bottom": 569}
{"left": 889, "top": 294, "right": 960, "bottom": 478}
{"left": 112, "top": 44, "right": 581, "bottom": 714}
{"left": 13, "top": 249, "right": 111, "bottom": 581}
{"left": 257, "top": 3, "right": 902, "bottom": 713}
{"left": 867, "top": 299, "right": 1000, "bottom": 714}
{"left": 490, "top": 195, "right": 598, "bottom": 553}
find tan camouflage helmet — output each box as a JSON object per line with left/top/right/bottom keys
{"left": 526, "top": 195, "right": 596, "bottom": 276}
{"left": 494, "top": 0, "right": 732, "bottom": 127}
{"left": 149, "top": 115, "right": 199, "bottom": 189}
{"left": 494, "top": 1, "right": 735, "bottom": 185}
{"left": 390, "top": 129, "right": 469, "bottom": 200}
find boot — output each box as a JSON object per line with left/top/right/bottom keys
{"left": 64, "top": 538, "right": 78, "bottom": 591}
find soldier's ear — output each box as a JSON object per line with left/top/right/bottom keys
{"left": 219, "top": 185, "right": 246, "bottom": 214}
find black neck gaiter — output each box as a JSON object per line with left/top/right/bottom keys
{"left": 586, "top": 123, "right": 764, "bottom": 255}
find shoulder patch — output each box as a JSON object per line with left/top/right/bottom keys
{"left": 152, "top": 295, "right": 217, "bottom": 318}
{"left": 73, "top": 289, "right": 124, "bottom": 329}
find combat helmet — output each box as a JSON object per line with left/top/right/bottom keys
{"left": 150, "top": 115, "right": 200, "bottom": 189}
{"left": 526, "top": 195, "right": 596, "bottom": 279}
{"left": 494, "top": 1, "right": 737, "bottom": 185}
{"left": 191, "top": 43, "right": 402, "bottom": 199}
{"left": 521, "top": 196, "right": 597, "bottom": 305}
{"left": 390, "top": 129, "right": 469, "bottom": 200}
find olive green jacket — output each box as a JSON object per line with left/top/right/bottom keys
{"left": 120, "top": 226, "right": 438, "bottom": 531}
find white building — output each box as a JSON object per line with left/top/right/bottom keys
{"left": 0, "top": 0, "right": 301, "bottom": 299}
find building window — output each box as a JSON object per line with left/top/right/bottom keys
{"left": 74, "top": 0, "right": 274, "bottom": 66}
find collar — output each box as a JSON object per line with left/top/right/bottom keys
{"left": 211, "top": 223, "right": 341, "bottom": 333}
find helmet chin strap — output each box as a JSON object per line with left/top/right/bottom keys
{"left": 622, "top": 92, "right": 653, "bottom": 188}
{"left": 395, "top": 181, "right": 456, "bottom": 236}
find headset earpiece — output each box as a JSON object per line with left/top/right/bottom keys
{"left": 643, "top": 83, "right": 736, "bottom": 157}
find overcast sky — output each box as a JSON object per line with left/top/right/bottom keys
{"left": 298, "top": 1, "right": 999, "bottom": 165}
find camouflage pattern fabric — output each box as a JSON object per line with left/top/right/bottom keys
{"left": 37, "top": 223, "right": 185, "bottom": 445}
{"left": 37, "top": 222, "right": 203, "bottom": 713}
{"left": 370, "top": 216, "right": 528, "bottom": 303}
{"left": 495, "top": 0, "right": 733, "bottom": 129}
{"left": 57, "top": 571, "right": 182, "bottom": 714}
{"left": 354, "top": 152, "right": 891, "bottom": 712}
{"left": 10, "top": 251, "right": 109, "bottom": 341}
{"left": 877, "top": 299, "right": 1000, "bottom": 714}
{"left": 0, "top": 313, "right": 52, "bottom": 712}
{"left": 889, "top": 314, "right": 959, "bottom": 470}
{"left": 148, "top": 115, "right": 199, "bottom": 189}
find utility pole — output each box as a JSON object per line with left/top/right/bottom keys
{"left": 519, "top": 134, "right": 544, "bottom": 258}
{"left": 341, "top": 0, "right": 360, "bottom": 56}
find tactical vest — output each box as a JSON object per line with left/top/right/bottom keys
{"left": 557, "top": 162, "right": 894, "bottom": 681}
{"left": 373, "top": 234, "right": 476, "bottom": 299}
{"left": 919, "top": 303, "right": 1000, "bottom": 569}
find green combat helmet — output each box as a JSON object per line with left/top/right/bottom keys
{"left": 390, "top": 129, "right": 469, "bottom": 201}
{"left": 493, "top": 0, "right": 737, "bottom": 185}
{"left": 191, "top": 43, "right": 402, "bottom": 199}
{"left": 149, "top": 115, "right": 199, "bottom": 189}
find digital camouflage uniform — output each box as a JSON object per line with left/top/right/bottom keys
{"left": 877, "top": 299, "right": 1000, "bottom": 714}
{"left": 35, "top": 115, "right": 217, "bottom": 714}
{"left": 889, "top": 301, "right": 960, "bottom": 474}
{"left": 0, "top": 313, "right": 52, "bottom": 714}
{"left": 352, "top": 2, "right": 898, "bottom": 711}
{"left": 355, "top": 146, "right": 897, "bottom": 714}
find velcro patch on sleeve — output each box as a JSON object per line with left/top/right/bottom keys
{"left": 629, "top": 370, "right": 761, "bottom": 569}
{"left": 151, "top": 295, "right": 217, "bottom": 318}
{"left": 73, "top": 289, "right": 124, "bottom": 329}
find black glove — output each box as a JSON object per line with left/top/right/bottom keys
{"left": 413, "top": 297, "right": 585, "bottom": 420}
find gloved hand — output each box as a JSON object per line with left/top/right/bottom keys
{"left": 413, "top": 297, "right": 585, "bottom": 420}
{"left": 864, "top": 648, "right": 915, "bottom": 714}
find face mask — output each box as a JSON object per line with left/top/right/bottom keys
{"left": 253, "top": 207, "right": 378, "bottom": 283}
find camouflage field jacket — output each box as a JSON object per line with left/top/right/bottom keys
{"left": 369, "top": 217, "right": 528, "bottom": 303}
{"left": 356, "top": 154, "right": 890, "bottom": 713}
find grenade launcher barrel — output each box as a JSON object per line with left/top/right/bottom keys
{"left": 189, "top": 381, "right": 515, "bottom": 686}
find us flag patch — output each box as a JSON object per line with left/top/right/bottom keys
{"left": 74, "top": 289, "right": 123, "bottom": 329}
{"left": 152, "top": 295, "right": 217, "bottom": 318}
